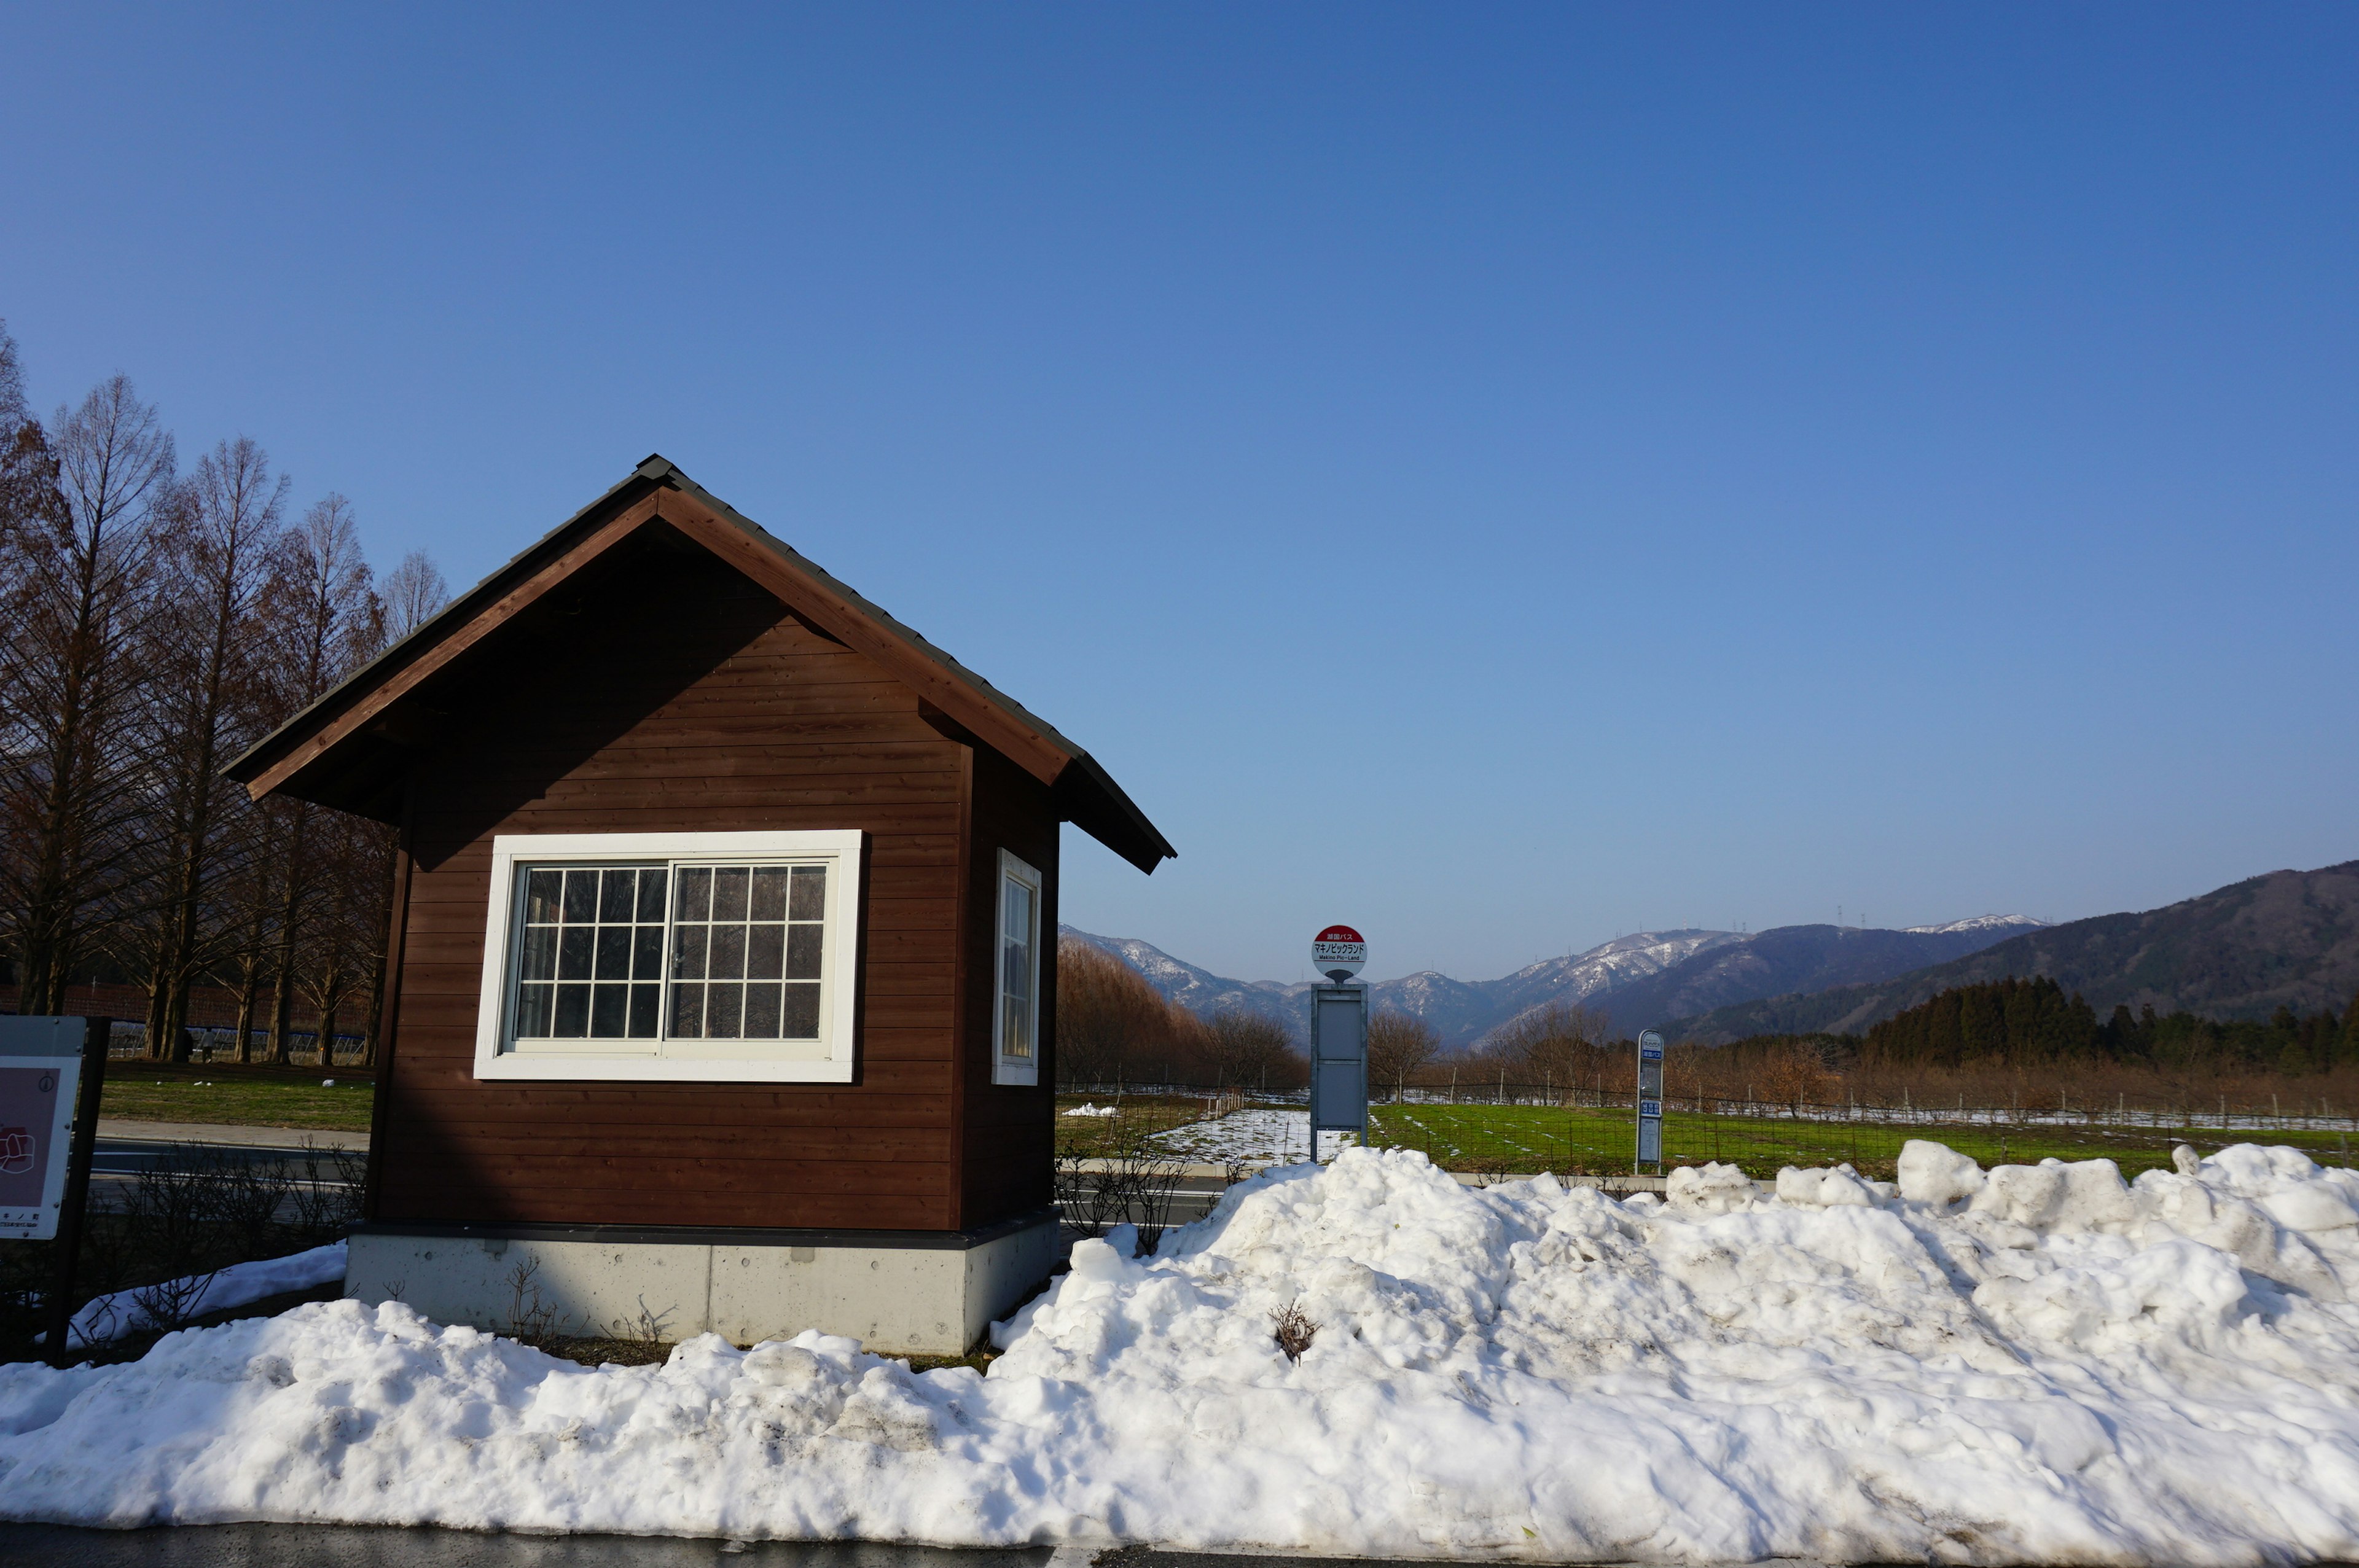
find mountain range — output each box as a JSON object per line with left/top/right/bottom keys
{"left": 1062, "top": 912, "right": 2046, "bottom": 1049}
{"left": 1669, "top": 860, "right": 2359, "bottom": 1043}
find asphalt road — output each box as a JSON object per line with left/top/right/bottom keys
{"left": 0, "top": 1526, "right": 1065, "bottom": 1568}
{"left": 84, "top": 1136, "right": 361, "bottom": 1214}
{"left": 0, "top": 1529, "right": 1492, "bottom": 1568}
{"left": 90, "top": 1136, "right": 356, "bottom": 1176}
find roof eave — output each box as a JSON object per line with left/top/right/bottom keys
{"left": 223, "top": 461, "right": 670, "bottom": 787}
{"left": 225, "top": 456, "right": 1177, "bottom": 875}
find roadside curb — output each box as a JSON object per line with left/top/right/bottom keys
{"left": 96, "top": 1119, "right": 370, "bottom": 1151}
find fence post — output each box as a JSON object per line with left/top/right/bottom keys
{"left": 44, "top": 1016, "right": 111, "bottom": 1367}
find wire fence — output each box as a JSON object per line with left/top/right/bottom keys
{"left": 104, "top": 1021, "right": 372, "bottom": 1067}
{"left": 1059, "top": 1080, "right": 2359, "bottom": 1180}
{"left": 1066, "top": 1077, "right": 2359, "bottom": 1133}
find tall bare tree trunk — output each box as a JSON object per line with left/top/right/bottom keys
{"left": 232, "top": 937, "right": 262, "bottom": 1065}
{"left": 263, "top": 806, "right": 307, "bottom": 1064}
{"left": 315, "top": 959, "right": 345, "bottom": 1067}
{"left": 141, "top": 969, "right": 170, "bottom": 1061}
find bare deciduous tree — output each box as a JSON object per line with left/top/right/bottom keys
{"left": 1481, "top": 1000, "right": 1614, "bottom": 1101}
{"left": 1200, "top": 1010, "right": 1298, "bottom": 1090}
{"left": 0, "top": 330, "right": 447, "bottom": 1071}
{"left": 1366, "top": 1010, "right": 1441, "bottom": 1100}
{"left": 134, "top": 438, "right": 287, "bottom": 1059}
{"left": 0, "top": 373, "right": 176, "bottom": 1012}
{"left": 381, "top": 550, "right": 448, "bottom": 642}
{"left": 253, "top": 495, "right": 383, "bottom": 1063}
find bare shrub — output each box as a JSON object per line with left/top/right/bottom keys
{"left": 117, "top": 1149, "right": 234, "bottom": 1311}
{"left": 1270, "top": 1299, "right": 1318, "bottom": 1361}
{"left": 503, "top": 1256, "right": 561, "bottom": 1346}
{"left": 608, "top": 1295, "right": 673, "bottom": 1351}
{"left": 1055, "top": 1114, "right": 1191, "bottom": 1254}
{"left": 127, "top": 1263, "right": 219, "bottom": 1337}
{"left": 283, "top": 1139, "right": 366, "bottom": 1245}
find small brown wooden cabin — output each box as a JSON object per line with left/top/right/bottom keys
{"left": 227, "top": 455, "right": 1172, "bottom": 1351}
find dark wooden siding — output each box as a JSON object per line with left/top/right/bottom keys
{"left": 375, "top": 542, "right": 1037, "bottom": 1232}
{"left": 958, "top": 746, "right": 1060, "bottom": 1228}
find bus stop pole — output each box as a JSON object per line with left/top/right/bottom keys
{"left": 45, "top": 1016, "right": 111, "bottom": 1367}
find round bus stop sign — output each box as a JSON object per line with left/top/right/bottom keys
{"left": 1312, "top": 925, "right": 1366, "bottom": 983}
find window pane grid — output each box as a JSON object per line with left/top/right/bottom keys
{"left": 668, "top": 862, "right": 827, "bottom": 1042}
{"left": 510, "top": 858, "right": 830, "bottom": 1052}
{"left": 513, "top": 865, "right": 668, "bottom": 1042}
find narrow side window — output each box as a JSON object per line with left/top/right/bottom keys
{"left": 994, "top": 850, "right": 1042, "bottom": 1086}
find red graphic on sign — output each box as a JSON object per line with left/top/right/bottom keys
{"left": 1312, "top": 924, "right": 1367, "bottom": 980}
{"left": 0, "top": 1127, "right": 33, "bottom": 1176}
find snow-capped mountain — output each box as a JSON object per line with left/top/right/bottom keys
{"left": 1904, "top": 915, "right": 2047, "bottom": 936}
{"left": 1061, "top": 916, "right": 2040, "bottom": 1048}
{"left": 1067, "top": 932, "right": 1303, "bottom": 1023}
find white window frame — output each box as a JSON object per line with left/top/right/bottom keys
{"left": 472, "top": 829, "right": 863, "bottom": 1083}
{"left": 992, "top": 849, "right": 1043, "bottom": 1086}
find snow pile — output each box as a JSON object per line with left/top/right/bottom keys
{"left": 49, "top": 1243, "right": 348, "bottom": 1349}
{"left": 4, "top": 1142, "right": 2359, "bottom": 1562}
{"left": 1058, "top": 1102, "right": 1117, "bottom": 1118}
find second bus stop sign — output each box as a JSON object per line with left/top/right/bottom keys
{"left": 1636, "top": 1028, "right": 1665, "bottom": 1171}
{"left": 1312, "top": 926, "right": 1366, "bottom": 983}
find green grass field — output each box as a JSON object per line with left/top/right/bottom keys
{"left": 1369, "top": 1102, "right": 2359, "bottom": 1181}
{"left": 90, "top": 1077, "right": 2359, "bottom": 1174}
{"left": 99, "top": 1075, "right": 376, "bottom": 1131}
{"left": 1052, "top": 1093, "right": 1240, "bottom": 1157}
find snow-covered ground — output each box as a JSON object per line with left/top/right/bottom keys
{"left": 1151, "top": 1107, "right": 1353, "bottom": 1164}
{"left": 49, "top": 1242, "right": 348, "bottom": 1349}
{"left": 6, "top": 1141, "right": 2359, "bottom": 1562}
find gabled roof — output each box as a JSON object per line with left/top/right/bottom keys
{"left": 225, "top": 455, "right": 1175, "bottom": 874}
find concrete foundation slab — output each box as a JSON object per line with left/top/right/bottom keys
{"left": 345, "top": 1211, "right": 1061, "bottom": 1356}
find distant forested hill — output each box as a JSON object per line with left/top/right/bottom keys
{"left": 1670, "top": 860, "right": 2359, "bottom": 1045}
{"left": 1853, "top": 973, "right": 2357, "bottom": 1075}
{"left": 1582, "top": 919, "right": 2042, "bottom": 1037}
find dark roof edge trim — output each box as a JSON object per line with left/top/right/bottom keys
{"left": 224, "top": 456, "right": 1175, "bottom": 873}
{"left": 222, "top": 459, "right": 666, "bottom": 786}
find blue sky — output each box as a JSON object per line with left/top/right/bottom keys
{"left": 4, "top": 6, "right": 2353, "bottom": 983}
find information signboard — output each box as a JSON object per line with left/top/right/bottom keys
{"left": 0, "top": 1016, "right": 92, "bottom": 1241}
{"left": 1635, "top": 1028, "right": 1665, "bottom": 1174}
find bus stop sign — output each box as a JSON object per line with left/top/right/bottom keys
{"left": 1312, "top": 926, "right": 1366, "bottom": 983}
{"left": 1307, "top": 926, "right": 1368, "bottom": 1158}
